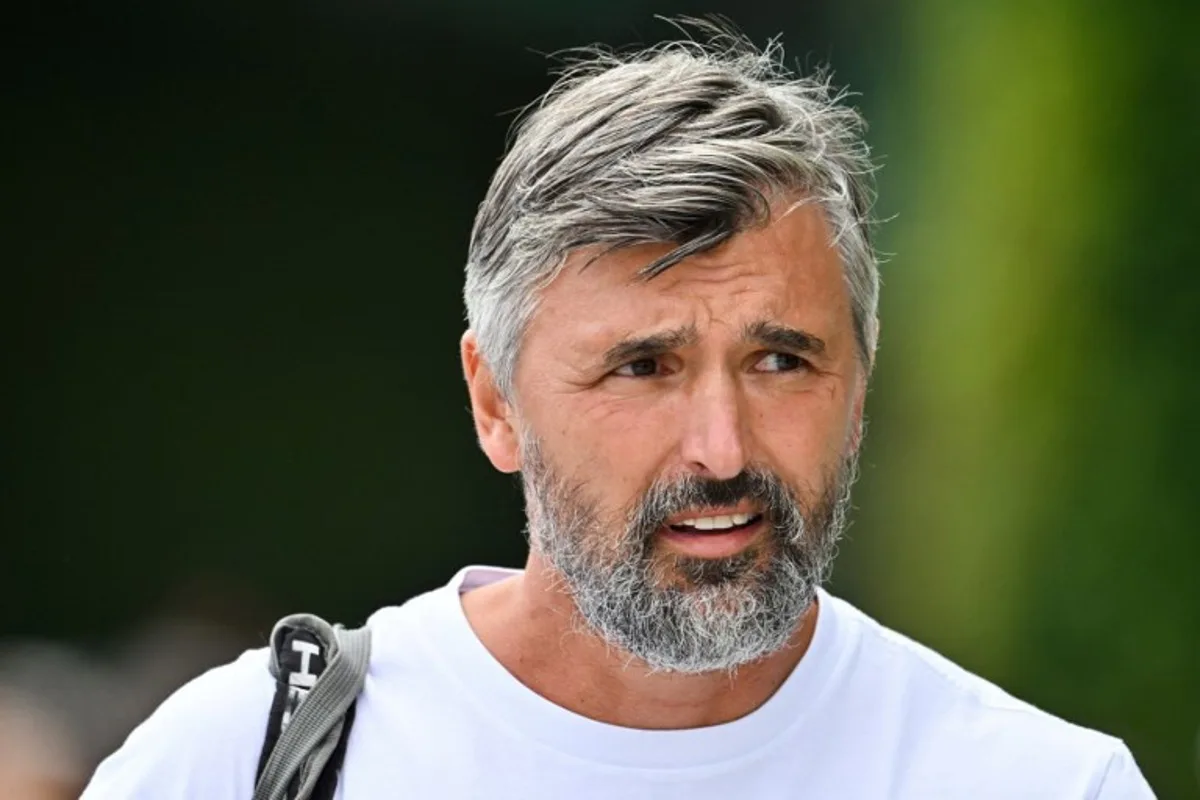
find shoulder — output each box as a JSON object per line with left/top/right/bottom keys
{"left": 80, "top": 586, "right": 452, "bottom": 800}
{"left": 81, "top": 647, "right": 274, "bottom": 799}
{"left": 359, "top": 581, "right": 457, "bottom": 674}
{"left": 823, "top": 593, "right": 1154, "bottom": 797}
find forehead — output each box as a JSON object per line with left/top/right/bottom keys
{"left": 528, "top": 202, "right": 852, "bottom": 350}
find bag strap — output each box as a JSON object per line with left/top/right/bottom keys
{"left": 253, "top": 613, "right": 371, "bottom": 800}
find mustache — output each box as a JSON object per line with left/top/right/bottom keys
{"left": 630, "top": 468, "right": 799, "bottom": 533}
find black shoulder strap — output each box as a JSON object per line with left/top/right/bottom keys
{"left": 254, "top": 614, "right": 369, "bottom": 800}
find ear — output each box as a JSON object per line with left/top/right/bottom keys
{"left": 461, "top": 330, "right": 521, "bottom": 473}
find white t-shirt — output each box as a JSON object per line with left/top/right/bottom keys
{"left": 82, "top": 566, "right": 1154, "bottom": 799}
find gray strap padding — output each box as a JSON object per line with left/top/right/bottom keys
{"left": 252, "top": 614, "right": 372, "bottom": 800}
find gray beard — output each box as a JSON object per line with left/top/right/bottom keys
{"left": 520, "top": 437, "right": 858, "bottom": 674}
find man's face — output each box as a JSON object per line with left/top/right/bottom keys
{"left": 501, "top": 202, "right": 867, "bottom": 671}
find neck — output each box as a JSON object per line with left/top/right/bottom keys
{"left": 459, "top": 553, "right": 819, "bottom": 730}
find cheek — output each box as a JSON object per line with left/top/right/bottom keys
{"left": 748, "top": 384, "right": 854, "bottom": 470}
{"left": 546, "top": 394, "right": 678, "bottom": 497}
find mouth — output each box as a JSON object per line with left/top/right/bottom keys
{"left": 658, "top": 511, "right": 766, "bottom": 559}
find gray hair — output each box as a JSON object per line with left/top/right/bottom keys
{"left": 465, "top": 23, "right": 880, "bottom": 398}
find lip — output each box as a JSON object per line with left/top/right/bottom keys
{"left": 657, "top": 516, "right": 766, "bottom": 559}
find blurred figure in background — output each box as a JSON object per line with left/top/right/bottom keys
{"left": 0, "top": 578, "right": 266, "bottom": 798}
{"left": 0, "top": 690, "right": 77, "bottom": 800}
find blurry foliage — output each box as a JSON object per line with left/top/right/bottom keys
{"left": 851, "top": 0, "right": 1200, "bottom": 796}
{"left": 4, "top": 0, "right": 1196, "bottom": 795}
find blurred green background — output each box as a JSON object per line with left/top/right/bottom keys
{"left": 4, "top": 0, "right": 1197, "bottom": 796}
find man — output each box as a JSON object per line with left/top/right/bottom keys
{"left": 82, "top": 26, "right": 1155, "bottom": 799}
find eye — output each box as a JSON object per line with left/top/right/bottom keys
{"left": 755, "top": 352, "right": 808, "bottom": 373}
{"left": 613, "top": 357, "right": 661, "bottom": 378}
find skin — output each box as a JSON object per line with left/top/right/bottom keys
{"left": 460, "top": 201, "right": 869, "bottom": 729}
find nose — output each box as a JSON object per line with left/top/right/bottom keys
{"left": 678, "top": 371, "right": 750, "bottom": 480}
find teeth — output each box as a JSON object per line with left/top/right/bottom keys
{"left": 675, "top": 513, "right": 755, "bottom": 531}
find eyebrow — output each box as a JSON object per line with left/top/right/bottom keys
{"left": 600, "top": 325, "right": 698, "bottom": 371}
{"left": 743, "top": 321, "right": 826, "bottom": 356}
{"left": 598, "top": 321, "right": 827, "bottom": 370}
